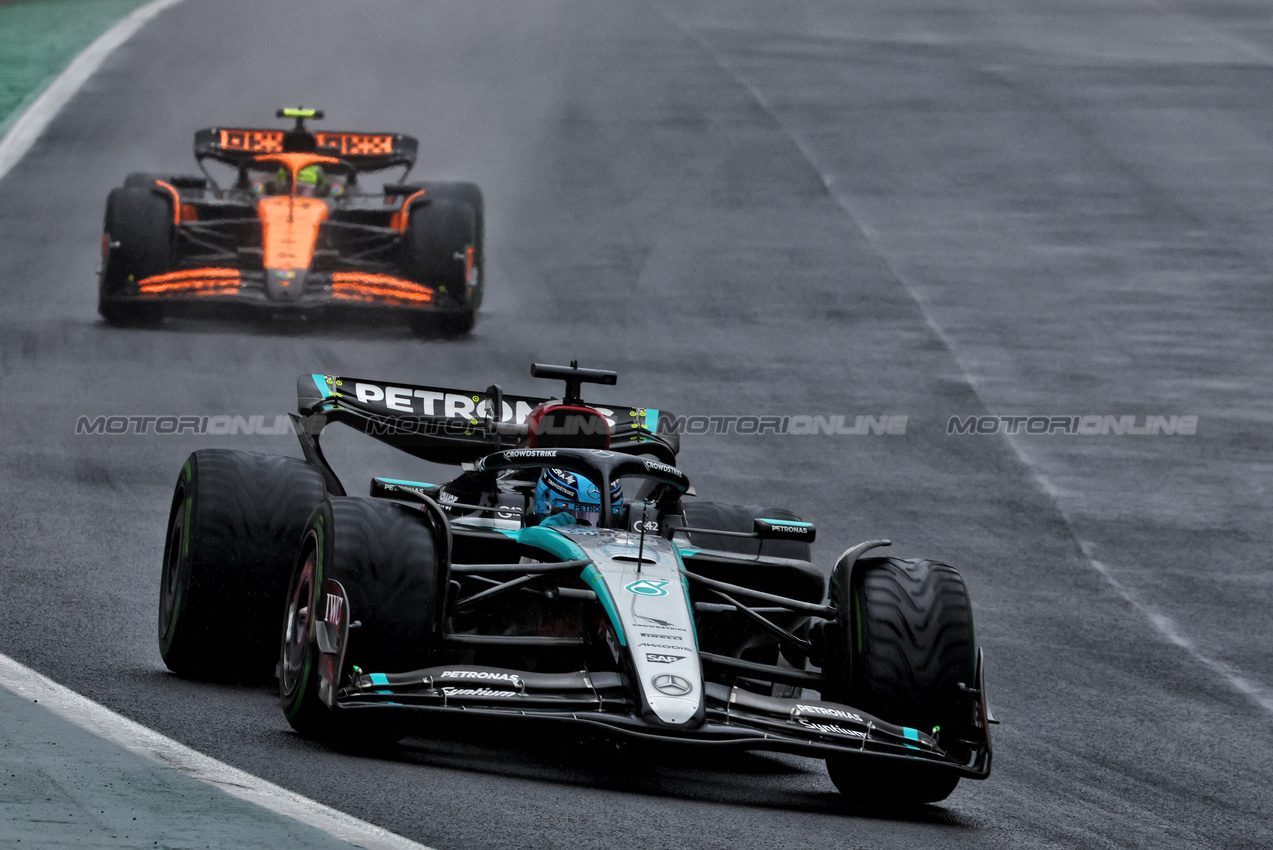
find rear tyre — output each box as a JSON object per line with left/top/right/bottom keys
{"left": 280, "top": 497, "right": 442, "bottom": 742}
{"left": 158, "top": 450, "right": 326, "bottom": 682}
{"left": 403, "top": 184, "right": 482, "bottom": 334}
{"left": 823, "top": 556, "right": 977, "bottom": 804}
{"left": 123, "top": 172, "right": 167, "bottom": 189}
{"left": 421, "top": 181, "right": 484, "bottom": 309}
{"left": 99, "top": 186, "right": 172, "bottom": 326}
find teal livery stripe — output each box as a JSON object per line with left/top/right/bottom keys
{"left": 671, "top": 546, "right": 700, "bottom": 648}
{"left": 379, "top": 478, "right": 436, "bottom": 488}
{"left": 581, "top": 565, "right": 626, "bottom": 646}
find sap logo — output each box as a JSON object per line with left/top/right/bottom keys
{"left": 645, "top": 653, "right": 684, "bottom": 664}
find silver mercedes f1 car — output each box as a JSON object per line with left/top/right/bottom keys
{"left": 157, "top": 363, "right": 993, "bottom": 804}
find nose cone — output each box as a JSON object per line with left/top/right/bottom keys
{"left": 647, "top": 694, "right": 700, "bottom": 725}
{"left": 266, "top": 268, "right": 306, "bottom": 302}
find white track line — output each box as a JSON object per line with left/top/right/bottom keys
{"left": 657, "top": 7, "right": 1273, "bottom": 719}
{"left": 0, "top": 6, "right": 429, "bottom": 843}
{"left": 0, "top": 0, "right": 188, "bottom": 183}
{"left": 0, "top": 652, "right": 434, "bottom": 850}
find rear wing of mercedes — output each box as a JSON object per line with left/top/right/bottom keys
{"left": 296, "top": 374, "right": 678, "bottom": 465}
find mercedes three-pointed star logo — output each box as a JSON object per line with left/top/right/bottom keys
{"left": 652, "top": 674, "right": 692, "bottom": 696}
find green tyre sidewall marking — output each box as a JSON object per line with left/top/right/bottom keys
{"left": 853, "top": 588, "right": 863, "bottom": 656}
{"left": 285, "top": 516, "right": 324, "bottom": 724}
{"left": 158, "top": 462, "right": 193, "bottom": 659}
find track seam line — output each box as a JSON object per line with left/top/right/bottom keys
{"left": 655, "top": 5, "right": 1273, "bottom": 719}
{"left": 0, "top": 0, "right": 189, "bottom": 185}
{"left": 0, "top": 652, "right": 435, "bottom": 850}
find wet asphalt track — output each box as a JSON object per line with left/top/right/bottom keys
{"left": 1, "top": 1, "right": 1272, "bottom": 847}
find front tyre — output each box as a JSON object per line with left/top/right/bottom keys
{"left": 280, "top": 497, "right": 443, "bottom": 741}
{"left": 823, "top": 556, "right": 977, "bottom": 804}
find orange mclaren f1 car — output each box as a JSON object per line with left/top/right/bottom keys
{"left": 98, "top": 109, "right": 483, "bottom": 334}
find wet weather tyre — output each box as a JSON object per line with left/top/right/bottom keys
{"left": 403, "top": 186, "right": 481, "bottom": 334}
{"left": 123, "top": 172, "right": 166, "bottom": 189}
{"left": 279, "top": 497, "right": 443, "bottom": 741}
{"left": 824, "top": 557, "right": 977, "bottom": 804}
{"left": 158, "top": 450, "right": 327, "bottom": 682}
{"left": 98, "top": 186, "right": 171, "bottom": 326}
{"left": 422, "top": 181, "right": 484, "bottom": 308}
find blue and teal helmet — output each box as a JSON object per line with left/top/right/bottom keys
{"left": 534, "top": 467, "right": 621, "bottom": 526}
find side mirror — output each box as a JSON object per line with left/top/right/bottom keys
{"left": 753, "top": 518, "right": 816, "bottom": 543}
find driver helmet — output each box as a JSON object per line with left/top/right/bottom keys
{"left": 534, "top": 467, "right": 621, "bottom": 526}
{"left": 295, "top": 164, "right": 325, "bottom": 197}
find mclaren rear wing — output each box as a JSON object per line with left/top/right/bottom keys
{"left": 195, "top": 127, "right": 418, "bottom": 172}
{"left": 296, "top": 374, "right": 678, "bottom": 465}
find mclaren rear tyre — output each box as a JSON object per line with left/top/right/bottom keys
{"left": 403, "top": 190, "right": 481, "bottom": 335}
{"left": 158, "top": 450, "right": 327, "bottom": 682}
{"left": 98, "top": 186, "right": 172, "bottom": 327}
{"left": 280, "top": 497, "right": 443, "bottom": 743}
{"left": 823, "top": 556, "right": 977, "bottom": 804}
{"left": 421, "top": 181, "right": 485, "bottom": 309}
{"left": 123, "top": 172, "right": 167, "bottom": 189}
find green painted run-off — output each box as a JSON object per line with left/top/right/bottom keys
{"left": 0, "top": 0, "right": 150, "bottom": 136}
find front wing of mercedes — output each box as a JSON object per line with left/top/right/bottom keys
{"left": 332, "top": 664, "right": 992, "bottom": 778}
